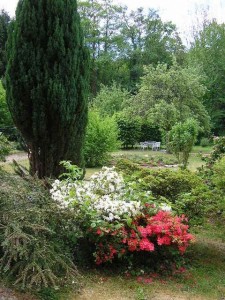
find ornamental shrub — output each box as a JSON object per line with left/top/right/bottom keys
{"left": 116, "top": 159, "right": 212, "bottom": 223}
{"left": 50, "top": 165, "right": 194, "bottom": 266}
{"left": 117, "top": 163, "right": 202, "bottom": 201}
{"left": 0, "top": 170, "right": 80, "bottom": 292}
{"left": 84, "top": 110, "right": 119, "bottom": 167}
{"left": 90, "top": 210, "right": 194, "bottom": 265}
{"left": 168, "top": 118, "right": 199, "bottom": 168}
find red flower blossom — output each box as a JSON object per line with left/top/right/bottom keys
{"left": 96, "top": 228, "right": 102, "bottom": 235}
{"left": 157, "top": 235, "right": 171, "bottom": 246}
{"left": 139, "top": 238, "right": 154, "bottom": 251}
{"left": 128, "top": 238, "right": 139, "bottom": 251}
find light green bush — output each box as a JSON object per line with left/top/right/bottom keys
{"left": 200, "top": 137, "right": 211, "bottom": 147}
{"left": 212, "top": 156, "right": 225, "bottom": 191}
{"left": 84, "top": 110, "right": 119, "bottom": 167}
{"left": 0, "top": 80, "right": 12, "bottom": 127}
{"left": 168, "top": 118, "right": 199, "bottom": 168}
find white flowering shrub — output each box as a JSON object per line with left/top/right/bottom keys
{"left": 50, "top": 166, "right": 151, "bottom": 222}
{"left": 49, "top": 164, "right": 195, "bottom": 268}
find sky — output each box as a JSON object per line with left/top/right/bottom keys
{"left": 1, "top": 0, "right": 225, "bottom": 43}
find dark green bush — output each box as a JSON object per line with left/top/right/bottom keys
{"left": 125, "top": 167, "right": 202, "bottom": 201}
{"left": 139, "top": 123, "right": 161, "bottom": 143}
{"left": 116, "top": 114, "right": 141, "bottom": 148}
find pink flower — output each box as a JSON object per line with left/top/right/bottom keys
{"left": 157, "top": 235, "right": 171, "bottom": 246}
{"left": 144, "top": 278, "right": 153, "bottom": 284}
{"left": 96, "top": 228, "right": 102, "bottom": 235}
{"left": 139, "top": 238, "right": 154, "bottom": 251}
{"left": 128, "top": 238, "right": 139, "bottom": 251}
{"left": 137, "top": 226, "right": 148, "bottom": 238}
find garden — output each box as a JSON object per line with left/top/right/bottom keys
{"left": 0, "top": 0, "right": 225, "bottom": 299}
{"left": 0, "top": 136, "right": 225, "bottom": 300}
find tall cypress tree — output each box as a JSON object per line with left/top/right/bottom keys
{"left": 6, "top": 0, "right": 89, "bottom": 178}
{"left": 0, "top": 10, "right": 11, "bottom": 78}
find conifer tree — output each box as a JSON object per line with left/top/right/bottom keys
{"left": 6, "top": 0, "right": 89, "bottom": 178}
{"left": 0, "top": 9, "right": 11, "bottom": 78}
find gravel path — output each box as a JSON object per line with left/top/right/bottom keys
{"left": 5, "top": 152, "right": 28, "bottom": 163}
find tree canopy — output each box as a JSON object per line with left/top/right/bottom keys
{"left": 189, "top": 20, "right": 225, "bottom": 135}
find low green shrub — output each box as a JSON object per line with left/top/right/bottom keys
{"left": 200, "top": 137, "right": 211, "bottom": 147}
{"left": 117, "top": 162, "right": 202, "bottom": 201}
{"left": 0, "top": 170, "right": 80, "bottom": 293}
{"left": 116, "top": 159, "right": 212, "bottom": 223}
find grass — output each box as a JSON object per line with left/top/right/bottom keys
{"left": 110, "top": 148, "right": 206, "bottom": 172}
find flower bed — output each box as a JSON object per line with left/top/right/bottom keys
{"left": 50, "top": 166, "right": 194, "bottom": 265}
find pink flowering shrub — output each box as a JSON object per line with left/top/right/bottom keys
{"left": 51, "top": 166, "right": 195, "bottom": 267}
{"left": 88, "top": 209, "right": 194, "bottom": 265}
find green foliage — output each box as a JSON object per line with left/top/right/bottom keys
{"left": 84, "top": 110, "right": 119, "bottom": 167}
{"left": 0, "top": 170, "right": 81, "bottom": 292}
{"left": 212, "top": 156, "right": 225, "bottom": 191}
{"left": 209, "top": 137, "right": 225, "bottom": 164}
{"left": 92, "top": 82, "right": 130, "bottom": 117}
{"left": 0, "top": 80, "right": 12, "bottom": 128}
{"left": 0, "top": 132, "right": 11, "bottom": 161}
{"left": 78, "top": 1, "right": 185, "bottom": 93}
{"left": 0, "top": 10, "right": 11, "bottom": 77}
{"left": 116, "top": 114, "right": 141, "bottom": 148}
{"left": 116, "top": 159, "right": 212, "bottom": 223}
{"left": 135, "top": 169, "right": 202, "bottom": 201}
{"left": 168, "top": 118, "right": 199, "bottom": 168}
{"left": 125, "top": 61, "right": 210, "bottom": 136}
{"left": 200, "top": 137, "right": 211, "bottom": 147}
{"left": 59, "top": 161, "right": 84, "bottom": 182}
{"left": 188, "top": 20, "right": 225, "bottom": 135}
{"left": 6, "top": 0, "right": 89, "bottom": 178}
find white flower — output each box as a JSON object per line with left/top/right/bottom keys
{"left": 159, "top": 203, "right": 172, "bottom": 212}
{"left": 50, "top": 166, "right": 164, "bottom": 221}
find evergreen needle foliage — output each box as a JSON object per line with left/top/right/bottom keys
{"left": 6, "top": 0, "right": 89, "bottom": 178}
{"left": 0, "top": 170, "right": 80, "bottom": 292}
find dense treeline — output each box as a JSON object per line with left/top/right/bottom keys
{"left": 78, "top": 0, "right": 185, "bottom": 94}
